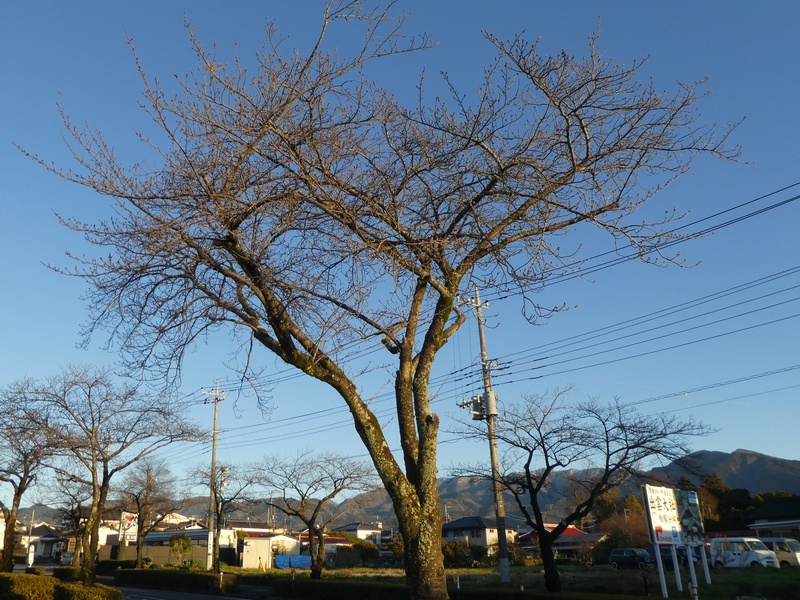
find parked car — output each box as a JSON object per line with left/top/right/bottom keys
{"left": 759, "top": 537, "right": 800, "bottom": 568}
{"left": 609, "top": 548, "right": 654, "bottom": 570}
{"left": 650, "top": 545, "right": 698, "bottom": 570}
{"left": 709, "top": 537, "right": 778, "bottom": 569}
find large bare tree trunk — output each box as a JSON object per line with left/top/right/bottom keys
{"left": 311, "top": 529, "right": 324, "bottom": 580}
{"left": 0, "top": 507, "right": 19, "bottom": 572}
{"left": 539, "top": 534, "right": 562, "bottom": 593}
{"left": 397, "top": 502, "right": 447, "bottom": 600}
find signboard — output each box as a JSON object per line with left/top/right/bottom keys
{"left": 643, "top": 485, "right": 710, "bottom": 599}
{"left": 643, "top": 485, "right": 682, "bottom": 544}
{"left": 119, "top": 511, "right": 138, "bottom": 543}
{"left": 675, "top": 489, "right": 705, "bottom": 545}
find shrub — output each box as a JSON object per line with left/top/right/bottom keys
{"left": 114, "top": 568, "right": 237, "bottom": 593}
{"left": 442, "top": 541, "right": 471, "bottom": 568}
{"left": 25, "top": 566, "right": 47, "bottom": 575}
{"left": 169, "top": 534, "right": 192, "bottom": 564}
{"left": 52, "top": 566, "right": 82, "bottom": 582}
{"left": 0, "top": 572, "right": 56, "bottom": 600}
{"left": 96, "top": 559, "right": 137, "bottom": 575}
{"left": 53, "top": 582, "right": 123, "bottom": 600}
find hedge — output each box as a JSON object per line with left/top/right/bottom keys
{"left": 113, "top": 568, "right": 237, "bottom": 593}
{"left": 96, "top": 560, "right": 137, "bottom": 576}
{"left": 53, "top": 582, "right": 123, "bottom": 600}
{"left": 0, "top": 573, "right": 122, "bottom": 600}
{"left": 52, "top": 567, "right": 82, "bottom": 582}
{"left": 0, "top": 572, "right": 55, "bottom": 600}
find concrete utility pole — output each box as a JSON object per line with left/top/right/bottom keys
{"left": 201, "top": 381, "right": 224, "bottom": 572}
{"left": 459, "top": 286, "right": 511, "bottom": 585}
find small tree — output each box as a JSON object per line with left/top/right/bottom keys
{"left": 0, "top": 402, "right": 55, "bottom": 572}
{"left": 116, "top": 458, "right": 184, "bottom": 567}
{"left": 253, "top": 450, "right": 378, "bottom": 579}
{"left": 457, "top": 390, "right": 711, "bottom": 592}
{"left": 46, "top": 474, "right": 93, "bottom": 566}
{"left": 169, "top": 534, "right": 192, "bottom": 565}
{"left": 190, "top": 463, "right": 258, "bottom": 572}
{"left": 7, "top": 366, "right": 203, "bottom": 585}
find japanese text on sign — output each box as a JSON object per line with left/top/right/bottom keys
{"left": 644, "top": 485, "right": 682, "bottom": 544}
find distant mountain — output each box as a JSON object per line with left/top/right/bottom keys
{"left": 17, "top": 504, "right": 61, "bottom": 526}
{"left": 648, "top": 449, "right": 800, "bottom": 495}
{"left": 20, "top": 449, "right": 800, "bottom": 530}
{"left": 338, "top": 449, "right": 800, "bottom": 528}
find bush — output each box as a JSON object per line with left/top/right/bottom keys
{"left": 52, "top": 566, "right": 82, "bottom": 582}
{"left": 114, "top": 568, "right": 237, "bottom": 593}
{"left": 96, "top": 559, "right": 137, "bottom": 575}
{"left": 25, "top": 566, "right": 47, "bottom": 575}
{"left": 53, "top": 582, "right": 123, "bottom": 600}
{"left": 0, "top": 572, "right": 56, "bottom": 600}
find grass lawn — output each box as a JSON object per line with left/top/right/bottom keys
{"left": 232, "top": 563, "right": 800, "bottom": 599}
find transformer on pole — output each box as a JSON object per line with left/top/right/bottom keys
{"left": 458, "top": 285, "right": 511, "bottom": 585}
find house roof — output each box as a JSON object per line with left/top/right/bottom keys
{"left": 226, "top": 519, "right": 274, "bottom": 529}
{"left": 517, "top": 524, "right": 586, "bottom": 541}
{"left": 26, "top": 524, "right": 62, "bottom": 539}
{"left": 442, "top": 516, "right": 516, "bottom": 531}
{"left": 144, "top": 528, "right": 212, "bottom": 543}
{"left": 337, "top": 522, "right": 382, "bottom": 532}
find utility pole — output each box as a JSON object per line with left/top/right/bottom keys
{"left": 458, "top": 286, "right": 511, "bottom": 585}
{"left": 201, "top": 381, "right": 224, "bottom": 572}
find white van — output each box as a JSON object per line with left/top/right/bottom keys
{"left": 709, "top": 537, "right": 779, "bottom": 569}
{"left": 759, "top": 538, "right": 800, "bottom": 568}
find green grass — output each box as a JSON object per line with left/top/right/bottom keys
{"left": 229, "top": 563, "right": 800, "bottom": 599}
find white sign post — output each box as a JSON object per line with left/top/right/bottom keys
{"left": 119, "top": 511, "right": 139, "bottom": 543}
{"left": 644, "top": 485, "right": 709, "bottom": 600}
{"left": 643, "top": 485, "right": 683, "bottom": 598}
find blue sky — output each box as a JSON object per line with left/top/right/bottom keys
{"left": 2, "top": 1, "right": 800, "bottom": 495}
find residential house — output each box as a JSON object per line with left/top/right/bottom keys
{"left": 517, "top": 523, "right": 605, "bottom": 559}
{"left": 336, "top": 521, "right": 383, "bottom": 546}
{"left": 22, "top": 524, "right": 62, "bottom": 562}
{"left": 441, "top": 516, "right": 516, "bottom": 555}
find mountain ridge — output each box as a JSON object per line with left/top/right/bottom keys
{"left": 18, "top": 449, "right": 799, "bottom": 529}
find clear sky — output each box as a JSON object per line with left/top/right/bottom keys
{"left": 2, "top": 1, "right": 800, "bottom": 496}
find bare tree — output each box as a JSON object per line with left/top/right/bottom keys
{"left": 190, "top": 463, "right": 258, "bottom": 572}
{"left": 0, "top": 400, "right": 56, "bottom": 572}
{"left": 40, "top": 472, "right": 93, "bottom": 566}
{"left": 457, "top": 390, "right": 711, "bottom": 592}
{"left": 7, "top": 366, "right": 203, "bottom": 585}
{"left": 115, "top": 458, "right": 184, "bottom": 567}
{"left": 22, "top": 1, "right": 738, "bottom": 597}
{"left": 252, "top": 450, "right": 378, "bottom": 579}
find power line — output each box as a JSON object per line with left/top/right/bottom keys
{"left": 152, "top": 183, "right": 800, "bottom": 466}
